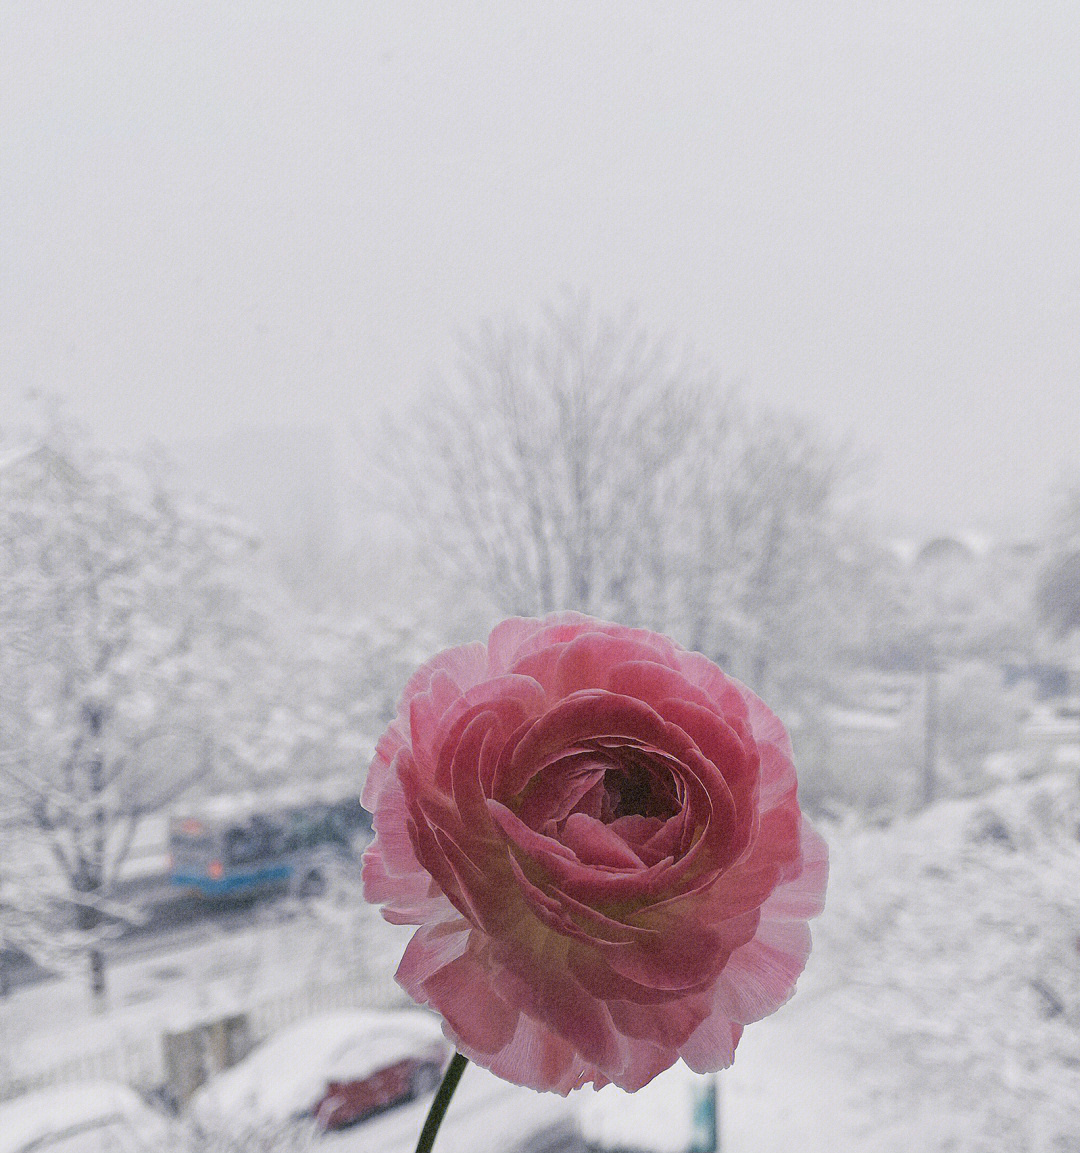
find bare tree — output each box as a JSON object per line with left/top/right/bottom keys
{"left": 368, "top": 297, "right": 715, "bottom": 630}
{"left": 719, "top": 408, "right": 868, "bottom": 699}
{"left": 369, "top": 297, "right": 872, "bottom": 709}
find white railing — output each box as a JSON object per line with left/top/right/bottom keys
{"left": 0, "top": 1036, "right": 161, "bottom": 1101}
{"left": 0, "top": 971, "right": 407, "bottom": 1102}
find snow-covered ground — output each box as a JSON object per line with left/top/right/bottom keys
{"left": 2, "top": 772, "right": 1077, "bottom": 1152}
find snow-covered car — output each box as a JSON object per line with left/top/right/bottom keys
{"left": 0, "top": 1081, "right": 170, "bottom": 1153}
{"left": 189, "top": 1009, "right": 449, "bottom": 1133}
{"left": 312, "top": 1030, "right": 446, "bottom": 1129}
{"left": 319, "top": 1062, "right": 584, "bottom": 1153}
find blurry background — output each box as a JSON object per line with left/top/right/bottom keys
{"left": 1, "top": 3, "right": 1078, "bottom": 1152}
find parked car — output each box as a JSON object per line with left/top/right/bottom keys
{"left": 190, "top": 1009, "right": 448, "bottom": 1134}
{"left": 0, "top": 1081, "right": 170, "bottom": 1153}
{"left": 313, "top": 1030, "right": 445, "bottom": 1129}
{"left": 318, "top": 1062, "right": 584, "bottom": 1153}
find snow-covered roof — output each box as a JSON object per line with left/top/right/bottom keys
{"left": 0, "top": 443, "right": 85, "bottom": 489}
{"left": 885, "top": 538, "right": 919, "bottom": 567}
{"left": 888, "top": 531, "right": 1036, "bottom": 569}
{"left": 173, "top": 778, "right": 361, "bottom": 825}
{"left": 0, "top": 444, "right": 38, "bottom": 473}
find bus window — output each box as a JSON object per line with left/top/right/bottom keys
{"left": 224, "top": 817, "right": 279, "bottom": 865}
{"left": 279, "top": 811, "right": 303, "bottom": 854}
{"left": 171, "top": 817, "right": 214, "bottom": 851}
{"left": 224, "top": 824, "right": 254, "bottom": 866}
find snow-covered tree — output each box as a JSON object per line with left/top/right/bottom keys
{"left": 0, "top": 424, "right": 282, "bottom": 1003}
{"left": 369, "top": 296, "right": 872, "bottom": 703}
{"left": 0, "top": 817, "right": 67, "bottom": 999}
{"left": 283, "top": 611, "right": 444, "bottom": 790}
{"left": 368, "top": 297, "right": 713, "bottom": 629}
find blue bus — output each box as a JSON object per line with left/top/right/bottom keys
{"left": 168, "top": 788, "right": 370, "bottom": 899}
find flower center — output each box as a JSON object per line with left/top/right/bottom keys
{"left": 596, "top": 750, "right": 681, "bottom": 823}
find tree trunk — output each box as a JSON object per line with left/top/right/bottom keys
{"left": 89, "top": 946, "right": 106, "bottom": 1004}
{"left": 75, "top": 889, "right": 107, "bottom": 1008}
{"left": 83, "top": 736, "right": 109, "bottom": 1008}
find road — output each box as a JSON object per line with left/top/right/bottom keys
{"left": 0, "top": 886, "right": 292, "bottom": 995}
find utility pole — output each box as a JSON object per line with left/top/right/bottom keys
{"left": 689, "top": 1073, "right": 720, "bottom": 1152}
{"left": 923, "top": 632, "right": 938, "bottom": 809}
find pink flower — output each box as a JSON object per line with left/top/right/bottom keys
{"left": 362, "top": 613, "right": 828, "bottom": 1094}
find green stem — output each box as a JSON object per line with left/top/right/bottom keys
{"left": 414, "top": 1051, "right": 469, "bottom": 1153}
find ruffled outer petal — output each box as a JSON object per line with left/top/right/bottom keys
{"left": 362, "top": 613, "right": 828, "bottom": 1094}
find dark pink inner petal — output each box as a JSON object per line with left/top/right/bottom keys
{"left": 495, "top": 690, "right": 679, "bottom": 799}
{"left": 516, "top": 752, "right": 610, "bottom": 828}
{"left": 607, "top": 814, "right": 664, "bottom": 847}
{"left": 560, "top": 812, "right": 646, "bottom": 869}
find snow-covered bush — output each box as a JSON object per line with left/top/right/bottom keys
{"left": 819, "top": 776, "right": 1080, "bottom": 1152}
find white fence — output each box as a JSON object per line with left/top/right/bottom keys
{"left": 0, "top": 1035, "right": 162, "bottom": 1102}
{"left": 0, "top": 973, "right": 408, "bottom": 1102}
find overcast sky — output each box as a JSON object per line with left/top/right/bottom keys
{"left": 2, "top": 1, "right": 1078, "bottom": 539}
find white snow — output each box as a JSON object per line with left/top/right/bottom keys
{"left": 0, "top": 1081, "right": 167, "bottom": 1153}
{"left": 719, "top": 980, "right": 858, "bottom": 1153}
{"left": 579, "top": 1064, "right": 700, "bottom": 1153}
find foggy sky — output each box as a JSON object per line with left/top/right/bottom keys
{"left": 2, "top": 1, "right": 1078, "bottom": 540}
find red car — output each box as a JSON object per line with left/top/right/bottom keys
{"left": 190, "top": 1010, "right": 449, "bottom": 1135}
{"left": 314, "top": 1038, "right": 446, "bottom": 1129}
